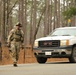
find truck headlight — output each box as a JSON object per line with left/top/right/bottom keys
{"left": 60, "top": 40, "right": 69, "bottom": 46}
{"left": 34, "top": 41, "right": 38, "bottom": 47}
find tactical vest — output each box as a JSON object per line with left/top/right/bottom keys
{"left": 10, "top": 29, "right": 22, "bottom": 42}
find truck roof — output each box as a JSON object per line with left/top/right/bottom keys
{"left": 56, "top": 27, "right": 76, "bottom": 30}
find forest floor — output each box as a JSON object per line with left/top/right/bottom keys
{"left": 0, "top": 45, "right": 68, "bottom": 65}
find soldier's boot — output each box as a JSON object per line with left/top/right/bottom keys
{"left": 13, "top": 62, "right": 17, "bottom": 67}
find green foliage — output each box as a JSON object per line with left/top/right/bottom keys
{"left": 63, "top": 7, "right": 76, "bottom": 19}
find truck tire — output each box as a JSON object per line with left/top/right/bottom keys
{"left": 36, "top": 57, "right": 47, "bottom": 64}
{"left": 69, "top": 46, "right": 76, "bottom": 63}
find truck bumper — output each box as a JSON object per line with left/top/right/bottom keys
{"left": 33, "top": 46, "right": 72, "bottom": 58}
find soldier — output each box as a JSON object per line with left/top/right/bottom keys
{"left": 7, "top": 22, "right": 24, "bottom": 67}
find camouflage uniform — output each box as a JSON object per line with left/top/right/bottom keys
{"left": 7, "top": 27, "right": 24, "bottom": 66}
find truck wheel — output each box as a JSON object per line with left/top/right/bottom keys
{"left": 36, "top": 57, "right": 47, "bottom": 64}
{"left": 69, "top": 46, "right": 76, "bottom": 63}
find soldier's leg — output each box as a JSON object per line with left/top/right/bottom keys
{"left": 16, "top": 44, "right": 20, "bottom": 62}
{"left": 10, "top": 44, "right": 17, "bottom": 66}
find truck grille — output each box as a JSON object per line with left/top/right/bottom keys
{"left": 38, "top": 40, "right": 60, "bottom": 47}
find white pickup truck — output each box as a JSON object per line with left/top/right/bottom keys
{"left": 33, "top": 27, "right": 76, "bottom": 63}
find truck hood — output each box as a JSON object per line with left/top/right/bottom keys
{"left": 35, "top": 36, "right": 75, "bottom": 41}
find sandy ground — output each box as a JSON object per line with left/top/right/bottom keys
{"left": 0, "top": 46, "right": 68, "bottom": 65}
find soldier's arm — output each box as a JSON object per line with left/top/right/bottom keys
{"left": 21, "top": 30, "right": 24, "bottom": 43}
{"left": 7, "top": 29, "right": 14, "bottom": 43}
{"left": 20, "top": 30, "right": 24, "bottom": 49}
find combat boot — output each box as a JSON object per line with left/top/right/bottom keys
{"left": 13, "top": 62, "right": 17, "bottom": 67}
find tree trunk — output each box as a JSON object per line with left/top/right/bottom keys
{"left": 0, "top": 0, "right": 2, "bottom": 36}
{"left": 54, "top": 0, "right": 57, "bottom": 29}
{"left": 24, "top": 0, "right": 27, "bottom": 45}
{"left": 49, "top": 0, "right": 52, "bottom": 32}
{"left": 44, "top": 0, "right": 49, "bottom": 36}
{"left": 57, "top": 0, "right": 60, "bottom": 27}
{"left": 2, "top": 0, "right": 6, "bottom": 44}
{"left": 61, "top": 0, "right": 65, "bottom": 27}
{"left": 30, "top": 0, "right": 33, "bottom": 45}
{"left": 32, "top": 0, "right": 36, "bottom": 45}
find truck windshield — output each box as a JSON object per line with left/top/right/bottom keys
{"left": 49, "top": 29, "right": 76, "bottom": 36}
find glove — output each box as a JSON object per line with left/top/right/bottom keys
{"left": 9, "top": 50, "right": 12, "bottom": 53}
{"left": 20, "top": 44, "right": 24, "bottom": 49}
{"left": 7, "top": 42, "right": 10, "bottom": 48}
{"left": 21, "top": 46, "right": 24, "bottom": 49}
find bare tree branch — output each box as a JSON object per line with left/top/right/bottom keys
{"left": 8, "top": 0, "right": 18, "bottom": 15}
{"left": 34, "top": 7, "right": 45, "bottom": 40}
{"left": 31, "top": 6, "right": 46, "bottom": 50}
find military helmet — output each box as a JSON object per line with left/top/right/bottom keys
{"left": 16, "top": 22, "right": 22, "bottom": 27}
